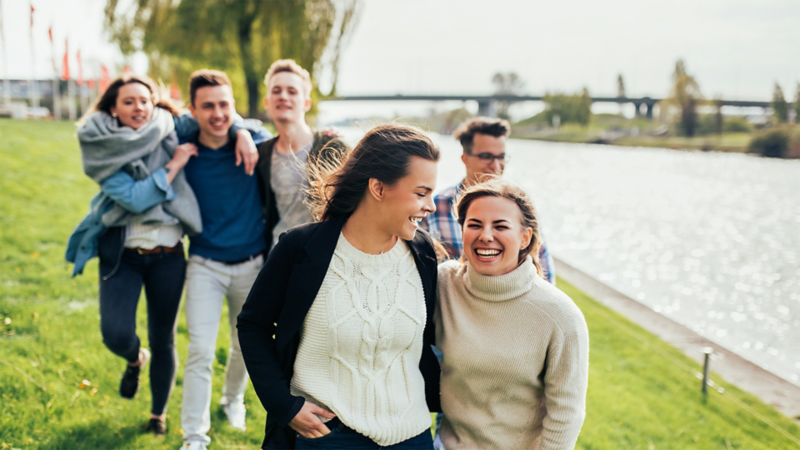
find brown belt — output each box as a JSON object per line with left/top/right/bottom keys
{"left": 127, "top": 244, "right": 183, "bottom": 255}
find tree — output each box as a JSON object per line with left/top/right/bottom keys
{"left": 542, "top": 88, "right": 592, "bottom": 126}
{"left": 668, "top": 60, "right": 702, "bottom": 137}
{"left": 104, "top": 0, "right": 361, "bottom": 118}
{"left": 772, "top": 83, "right": 789, "bottom": 124}
{"left": 616, "top": 74, "right": 625, "bottom": 114}
{"left": 713, "top": 97, "right": 723, "bottom": 135}
{"left": 795, "top": 83, "right": 800, "bottom": 123}
{"left": 491, "top": 72, "right": 525, "bottom": 120}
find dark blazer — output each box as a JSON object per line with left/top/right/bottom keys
{"left": 255, "top": 131, "right": 348, "bottom": 250}
{"left": 237, "top": 215, "right": 442, "bottom": 449}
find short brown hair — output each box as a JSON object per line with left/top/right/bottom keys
{"left": 264, "top": 59, "right": 312, "bottom": 98}
{"left": 455, "top": 178, "right": 543, "bottom": 276}
{"left": 189, "top": 69, "right": 232, "bottom": 105}
{"left": 453, "top": 117, "right": 511, "bottom": 154}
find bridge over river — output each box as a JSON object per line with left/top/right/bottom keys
{"left": 321, "top": 94, "right": 771, "bottom": 119}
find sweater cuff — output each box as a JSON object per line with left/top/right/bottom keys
{"left": 274, "top": 395, "right": 305, "bottom": 427}
{"left": 152, "top": 168, "right": 176, "bottom": 201}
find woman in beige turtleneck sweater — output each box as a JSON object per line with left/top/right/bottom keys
{"left": 435, "top": 179, "right": 589, "bottom": 450}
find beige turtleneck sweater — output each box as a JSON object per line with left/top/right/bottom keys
{"left": 435, "top": 256, "right": 589, "bottom": 450}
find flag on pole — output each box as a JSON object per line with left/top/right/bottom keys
{"left": 30, "top": 4, "right": 34, "bottom": 28}
{"left": 48, "top": 26, "right": 56, "bottom": 71}
{"left": 61, "top": 39, "right": 69, "bottom": 80}
{"left": 76, "top": 50, "right": 83, "bottom": 85}
{"left": 170, "top": 80, "right": 181, "bottom": 100}
{"left": 99, "top": 64, "right": 110, "bottom": 94}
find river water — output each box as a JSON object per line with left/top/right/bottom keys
{"left": 342, "top": 128, "right": 800, "bottom": 386}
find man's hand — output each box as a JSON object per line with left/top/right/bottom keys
{"left": 235, "top": 129, "right": 259, "bottom": 175}
{"left": 321, "top": 127, "right": 342, "bottom": 138}
{"left": 288, "top": 401, "right": 336, "bottom": 439}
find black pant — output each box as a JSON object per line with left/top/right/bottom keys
{"left": 99, "top": 247, "right": 186, "bottom": 416}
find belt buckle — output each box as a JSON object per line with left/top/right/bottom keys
{"left": 137, "top": 248, "right": 146, "bottom": 255}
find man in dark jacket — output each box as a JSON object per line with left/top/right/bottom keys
{"left": 255, "top": 59, "right": 347, "bottom": 250}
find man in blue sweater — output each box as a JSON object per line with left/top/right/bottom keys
{"left": 180, "top": 70, "right": 271, "bottom": 450}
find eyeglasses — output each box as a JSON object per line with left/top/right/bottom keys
{"left": 469, "top": 152, "right": 508, "bottom": 163}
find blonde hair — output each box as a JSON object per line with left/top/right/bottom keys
{"left": 264, "top": 59, "right": 312, "bottom": 98}
{"left": 455, "top": 178, "right": 543, "bottom": 276}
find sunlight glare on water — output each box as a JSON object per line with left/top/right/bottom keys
{"left": 341, "top": 128, "right": 800, "bottom": 385}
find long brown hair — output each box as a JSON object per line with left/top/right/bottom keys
{"left": 307, "top": 124, "right": 440, "bottom": 222}
{"left": 90, "top": 74, "right": 180, "bottom": 118}
{"left": 455, "top": 178, "right": 543, "bottom": 276}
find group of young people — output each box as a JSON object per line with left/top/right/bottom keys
{"left": 67, "top": 58, "right": 589, "bottom": 450}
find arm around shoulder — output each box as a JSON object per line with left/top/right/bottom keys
{"left": 100, "top": 168, "right": 175, "bottom": 214}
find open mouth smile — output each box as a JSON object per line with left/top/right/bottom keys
{"left": 474, "top": 248, "right": 502, "bottom": 262}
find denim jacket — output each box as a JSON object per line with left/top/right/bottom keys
{"left": 65, "top": 115, "right": 272, "bottom": 277}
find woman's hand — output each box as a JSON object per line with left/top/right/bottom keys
{"left": 234, "top": 129, "right": 259, "bottom": 176}
{"left": 289, "top": 401, "right": 337, "bottom": 439}
{"left": 164, "top": 143, "right": 198, "bottom": 184}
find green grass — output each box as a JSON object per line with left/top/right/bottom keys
{"left": 512, "top": 113, "right": 755, "bottom": 152}
{"left": 2, "top": 119, "right": 799, "bottom": 449}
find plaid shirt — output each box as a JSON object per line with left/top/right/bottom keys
{"left": 422, "top": 181, "right": 556, "bottom": 285}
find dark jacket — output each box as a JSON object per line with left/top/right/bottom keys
{"left": 255, "top": 131, "right": 348, "bottom": 250}
{"left": 237, "top": 215, "right": 442, "bottom": 449}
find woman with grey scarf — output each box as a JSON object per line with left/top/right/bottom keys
{"left": 67, "top": 75, "right": 202, "bottom": 435}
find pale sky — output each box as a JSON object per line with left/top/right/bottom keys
{"left": 2, "top": 0, "right": 798, "bottom": 115}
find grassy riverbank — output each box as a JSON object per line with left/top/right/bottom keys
{"left": 512, "top": 113, "right": 758, "bottom": 152}
{"left": 2, "top": 119, "right": 799, "bottom": 449}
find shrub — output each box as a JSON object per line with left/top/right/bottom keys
{"left": 723, "top": 116, "right": 753, "bottom": 133}
{"left": 747, "top": 128, "right": 790, "bottom": 158}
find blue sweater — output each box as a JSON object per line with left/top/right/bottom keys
{"left": 184, "top": 140, "right": 266, "bottom": 262}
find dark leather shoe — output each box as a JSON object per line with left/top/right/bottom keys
{"left": 145, "top": 417, "right": 167, "bottom": 435}
{"left": 120, "top": 348, "right": 150, "bottom": 399}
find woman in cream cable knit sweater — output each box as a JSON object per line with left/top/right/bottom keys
{"left": 435, "top": 179, "right": 589, "bottom": 450}
{"left": 238, "top": 124, "right": 442, "bottom": 449}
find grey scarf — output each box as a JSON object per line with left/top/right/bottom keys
{"left": 78, "top": 108, "right": 202, "bottom": 235}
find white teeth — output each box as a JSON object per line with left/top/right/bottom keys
{"left": 476, "top": 249, "right": 500, "bottom": 256}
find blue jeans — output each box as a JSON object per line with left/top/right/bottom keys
{"left": 431, "top": 345, "right": 445, "bottom": 449}
{"left": 295, "top": 418, "right": 433, "bottom": 450}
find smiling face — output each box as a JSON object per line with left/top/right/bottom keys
{"left": 461, "top": 133, "right": 507, "bottom": 185}
{"left": 462, "top": 196, "right": 533, "bottom": 276}
{"left": 264, "top": 71, "right": 311, "bottom": 124}
{"left": 376, "top": 156, "right": 438, "bottom": 241}
{"left": 110, "top": 82, "right": 154, "bottom": 130}
{"left": 189, "top": 84, "right": 235, "bottom": 141}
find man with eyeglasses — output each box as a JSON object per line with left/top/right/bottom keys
{"left": 424, "top": 116, "right": 555, "bottom": 284}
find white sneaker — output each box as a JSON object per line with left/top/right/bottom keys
{"left": 222, "top": 401, "right": 247, "bottom": 431}
{"left": 181, "top": 442, "right": 207, "bottom": 450}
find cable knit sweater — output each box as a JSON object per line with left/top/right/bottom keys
{"left": 435, "top": 256, "right": 589, "bottom": 450}
{"left": 290, "top": 233, "right": 432, "bottom": 446}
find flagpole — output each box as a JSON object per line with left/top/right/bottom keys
{"left": 29, "top": 1, "right": 38, "bottom": 110}
{"left": 50, "top": 26, "right": 59, "bottom": 119}
{"left": 0, "top": 0, "right": 10, "bottom": 107}
{"left": 64, "top": 38, "right": 75, "bottom": 121}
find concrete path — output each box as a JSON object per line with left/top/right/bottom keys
{"left": 555, "top": 257, "right": 800, "bottom": 422}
